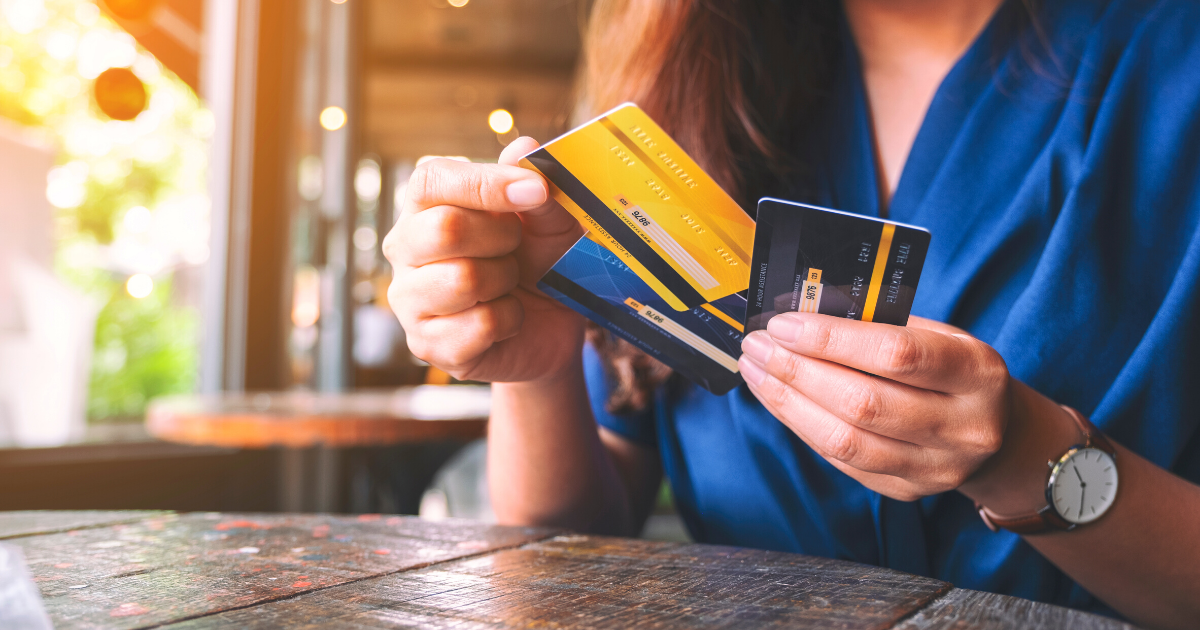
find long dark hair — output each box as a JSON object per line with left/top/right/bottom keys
{"left": 578, "top": 0, "right": 840, "bottom": 412}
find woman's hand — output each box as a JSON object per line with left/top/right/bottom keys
{"left": 383, "top": 137, "right": 586, "bottom": 383}
{"left": 738, "top": 313, "right": 1012, "bottom": 501}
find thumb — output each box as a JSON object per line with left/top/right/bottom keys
{"left": 498, "top": 136, "right": 586, "bottom": 284}
{"left": 499, "top": 136, "right": 542, "bottom": 167}
{"left": 907, "top": 315, "right": 970, "bottom": 336}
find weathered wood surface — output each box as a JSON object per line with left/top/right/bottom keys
{"left": 13, "top": 512, "right": 1134, "bottom": 629}
{"left": 16, "top": 512, "right": 552, "bottom": 629}
{"left": 146, "top": 387, "right": 490, "bottom": 448}
{"left": 162, "top": 535, "right": 953, "bottom": 629}
{"left": 894, "top": 588, "right": 1136, "bottom": 630}
{"left": 0, "top": 511, "right": 170, "bottom": 540}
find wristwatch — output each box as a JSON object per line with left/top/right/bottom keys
{"left": 976, "top": 405, "right": 1118, "bottom": 534}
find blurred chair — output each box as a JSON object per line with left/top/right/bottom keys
{"left": 0, "top": 124, "right": 97, "bottom": 447}
{"left": 418, "top": 437, "right": 693, "bottom": 542}
{"left": 419, "top": 438, "right": 493, "bottom": 522}
{"left": 0, "top": 259, "right": 98, "bottom": 447}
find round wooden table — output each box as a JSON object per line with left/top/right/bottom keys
{"left": 146, "top": 385, "right": 490, "bottom": 449}
{"left": 145, "top": 386, "right": 491, "bottom": 512}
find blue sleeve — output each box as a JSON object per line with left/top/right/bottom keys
{"left": 582, "top": 343, "right": 658, "bottom": 447}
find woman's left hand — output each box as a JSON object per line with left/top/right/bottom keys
{"left": 739, "top": 313, "right": 1012, "bottom": 501}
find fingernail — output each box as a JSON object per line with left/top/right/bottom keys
{"left": 741, "top": 332, "right": 773, "bottom": 365}
{"left": 739, "top": 357, "right": 766, "bottom": 386}
{"left": 505, "top": 179, "right": 547, "bottom": 207}
{"left": 767, "top": 314, "right": 803, "bottom": 343}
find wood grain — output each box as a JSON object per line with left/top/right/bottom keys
{"left": 18, "top": 512, "right": 553, "bottom": 629}
{"left": 15, "top": 512, "right": 1132, "bottom": 629}
{"left": 894, "top": 588, "right": 1137, "bottom": 630}
{"left": 0, "top": 511, "right": 170, "bottom": 540}
{"left": 161, "top": 534, "right": 953, "bottom": 629}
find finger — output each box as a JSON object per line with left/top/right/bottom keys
{"left": 764, "top": 312, "right": 1002, "bottom": 394}
{"left": 823, "top": 456, "right": 929, "bottom": 502}
{"left": 408, "top": 295, "right": 523, "bottom": 371}
{"left": 907, "top": 315, "right": 969, "bottom": 336}
{"left": 388, "top": 205, "right": 522, "bottom": 267}
{"left": 403, "top": 158, "right": 548, "bottom": 215}
{"left": 498, "top": 136, "right": 584, "bottom": 237}
{"left": 499, "top": 136, "right": 541, "bottom": 167}
{"left": 742, "top": 331, "right": 959, "bottom": 445}
{"left": 739, "top": 356, "right": 927, "bottom": 478}
{"left": 392, "top": 256, "right": 519, "bottom": 318}
{"left": 743, "top": 356, "right": 958, "bottom": 499}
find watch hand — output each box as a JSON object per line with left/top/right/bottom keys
{"left": 1074, "top": 465, "right": 1087, "bottom": 513}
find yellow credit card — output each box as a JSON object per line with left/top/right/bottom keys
{"left": 520, "top": 103, "right": 754, "bottom": 311}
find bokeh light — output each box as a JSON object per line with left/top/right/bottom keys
{"left": 291, "top": 265, "right": 321, "bottom": 328}
{"left": 353, "top": 226, "right": 377, "bottom": 252}
{"left": 448, "top": 0, "right": 470, "bottom": 7}
{"left": 488, "top": 108, "right": 513, "bottom": 134}
{"left": 93, "top": 67, "right": 147, "bottom": 120}
{"left": 319, "top": 105, "right": 346, "bottom": 130}
{"left": 45, "top": 161, "right": 89, "bottom": 209}
{"left": 354, "top": 159, "right": 381, "bottom": 202}
{"left": 126, "top": 274, "right": 154, "bottom": 298}
{"left": 123, "top": 205, "right": 152, "bottom": 233}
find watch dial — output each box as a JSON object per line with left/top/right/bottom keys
{"left": 1050, "top": 448, "right": 1118, "bottom": 524}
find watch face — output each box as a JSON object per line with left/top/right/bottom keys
{"left": 1049, "top": 448, "right": 1118, "bottom": 524}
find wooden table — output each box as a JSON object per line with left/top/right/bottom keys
{"left": 4, "top": 511, "right": 1134, "bottom": 629}
{"left": 146, "top": 386, "right": 491, "bottom": 512}
{"left": 146, "top": 386, "right": 491, "bottom": 449}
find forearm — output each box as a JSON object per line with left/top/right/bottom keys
{"left": 488, "top": 350, "right": 638, "bottom": 535}
{"left": 961, "top": 382, "right": 1200, "bottom": 629}
{"left": 1027, "top": 444, "right": 1200, "bottom": 629}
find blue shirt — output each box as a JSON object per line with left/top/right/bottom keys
{"left": 584, "top": 0, "right": 1200, "bottom": 617}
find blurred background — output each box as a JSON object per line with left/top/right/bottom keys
{"left": 0, "top": 0, "right": 686, "bottom": 541}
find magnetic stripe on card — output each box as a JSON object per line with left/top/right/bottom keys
{"left": 524, "top": 149, "right": 706, "bottom": 308}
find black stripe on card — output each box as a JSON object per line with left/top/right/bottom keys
{"left": 526, "top": 148, "right": 706, "bottom": 309}
{"left": 539, "top": 270, "right": 743, "bottom": 395}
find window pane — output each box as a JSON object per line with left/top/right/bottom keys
{"left": 0, "top": 0, "right": 208, "bottom": 438}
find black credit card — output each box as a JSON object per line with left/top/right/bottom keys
{"left": 744, "top": 198, "right": 931, "bottom": 333}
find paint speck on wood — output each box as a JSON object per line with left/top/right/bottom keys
{"left": 12, "top": 512, "right": 1128, "bottom": 630}
{"left": 109, "top": 603, "right": 149, "bottom": 617}
{"left": 15, "top": 512, "right": 554, "bottom": 629}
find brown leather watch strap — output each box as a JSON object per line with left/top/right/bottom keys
{"left": 975, "top": 404, "right": 1114, "bottom": 535}
{"left": 1064, "top": 405, "right": 1115, "bottom": 455}
{"left": 976, "top": 503, "right": 1074, "bottom": 534}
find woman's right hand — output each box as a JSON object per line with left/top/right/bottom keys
{"left": 382, "top": 137, "right": 586, "bottom": 383}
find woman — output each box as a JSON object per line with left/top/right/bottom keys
{"left": 383, "top": 0, "right": 1200, "bottom": 626}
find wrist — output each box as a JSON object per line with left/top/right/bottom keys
{"left": 492, "top": 335, "right": 586, "bottom": 398}
{"left": 958, "top": 380, "right": 1083, "bottom": 514}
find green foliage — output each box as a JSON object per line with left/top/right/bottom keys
{"left": 1, "top": 0, "right": 210, "bottom": 423}
{"left": 68, "top": 269, "right": 198, "bottom": 421}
